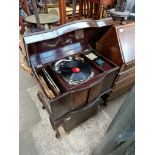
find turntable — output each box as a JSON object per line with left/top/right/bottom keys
{"left": 51, "top": 55, "right": 94, "bottom": 87}
{"left": 59, "top": 60, "right": 93, "bottom": 85}
{"left": 50, "top": 54, "right": 108, "bottom": 91}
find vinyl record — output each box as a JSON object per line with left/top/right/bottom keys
{"left": 59, "top": 60, "right": 92, "bottom": 84}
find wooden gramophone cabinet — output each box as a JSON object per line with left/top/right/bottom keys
{"left": 23, "top": 18, "right": 121, "bottom": 138}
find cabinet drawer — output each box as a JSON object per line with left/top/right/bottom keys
{"left": 113, "top": 74, "right": 135, "bottom": 90}
{"left": 112, "top": 81, "right": 134, "bottom": 94}
{"left": 116, "top": 67, "right": 135, "bottom": 82}
{"left": 125, "top": 61, "right": 135, "bottom": 70}
{"left": 62, "top": 98, "right": 100, "bottom": 132}
{"left": 120, "top": 61, "right": 135, "bottom": 72}
{"left": 108, "top": 84, "right": 134, "bottom": 100}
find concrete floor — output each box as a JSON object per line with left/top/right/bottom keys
{"left": 19, "top": 65, "right": 128, "bottom": 155}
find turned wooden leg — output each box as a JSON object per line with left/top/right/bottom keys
{"left": 101, "top": 94, "right": 109, "bottom": 106}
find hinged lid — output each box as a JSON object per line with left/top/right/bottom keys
{"left": 96, "top": 21, "right": 135, "bottom": 66}
{"left": 115, "top": 23, "right": 135, "bottom": 64}
{"left": 23, "top": 18, "right": 113, "bottom": 67}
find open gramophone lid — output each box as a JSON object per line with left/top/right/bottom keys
{"left": 25, "top": 14, "right": 60, "bottom": 24}
{"left": 59, "top": 60, "right": 92, "bottom": 83}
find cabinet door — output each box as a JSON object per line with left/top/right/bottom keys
{"left": 50, "top": 88, "right": 89, "bottom": 120}
{"left": 62, "top": 98, "right": 100, "bottom": 132}
{"left": 50, "top": 94, "right": 72, "bottom": 121}
{"left": 117, "top": 24, "right": 135, "bottom": 64}
{"left": 88, "top": 80, "right": 103, "bottom": 103}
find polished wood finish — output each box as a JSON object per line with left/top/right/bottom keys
{"left": 96, "top": 22, "right": 135, "bottom": 65}
{"left": 23, "top": 19, "right": 119, "bottom": 136}
{"left": 96, "top": 21, "right": 135, "bottom": 99}
{"left": 62, "top": 98, "right": 100, "bottom": 132}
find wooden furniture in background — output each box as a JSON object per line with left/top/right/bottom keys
{"left": 78, "top": 0, "right": 115, "bottom": 19}
{"left": 42, "top": 3, "right": 59, "bottom": 14}
{"left": 100, "top": 0, "right": 115, "bottom": 18}
{"left": 59, "top": 0, "right": 79, "bottom": 24}
{"left": 78, "top": 0, "right": 99, "bottom": 19}
{"left": 31, "top": 0, "right": 42, "bottom": 30}
{"left": 19, "top": 15, "right": 26, "bottom": 35}
{"left": 96, "top": 21, "right": 135, "bottom": 100}
{"left": 43, "top": 0, "right": 48, "bottom": 13}
{"left": 59, "top": 0, "right": 66, "bottom": 24}
{"left": 71, "top": 0, "right": 78, "bottom": 20}
{"left": 19, "top": 31, "right": 33, "bottom": 75}
{"left": 21, "top": 0, "right": 30, "bottom": 15}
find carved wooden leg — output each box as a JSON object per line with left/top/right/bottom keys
{"left": 55, "top": 129, "right": 60, "bottom": 138}
{"left": 49, "top": 116, "right": 61, "bottom": 139}
{"left": 101, "top": 94, "right": 109, "bottom": 106}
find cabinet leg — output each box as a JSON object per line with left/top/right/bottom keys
{"left": 55, "top": 129, "right": 60, "bottom": 138}
{"left": 42, "top": 106, "right": 45, "bottom": 109}
{"left": 121, "top": 17, "right": 127, "bottom": 25}
{"left": 101, "top": 94, "right": 109, "bottom": 106}
{"left": 103, "top": 101, "right": 108, "bottom": 106}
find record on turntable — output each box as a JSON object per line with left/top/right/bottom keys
{"left": 59, "top": 60, "right": 94, "bottom": 85}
